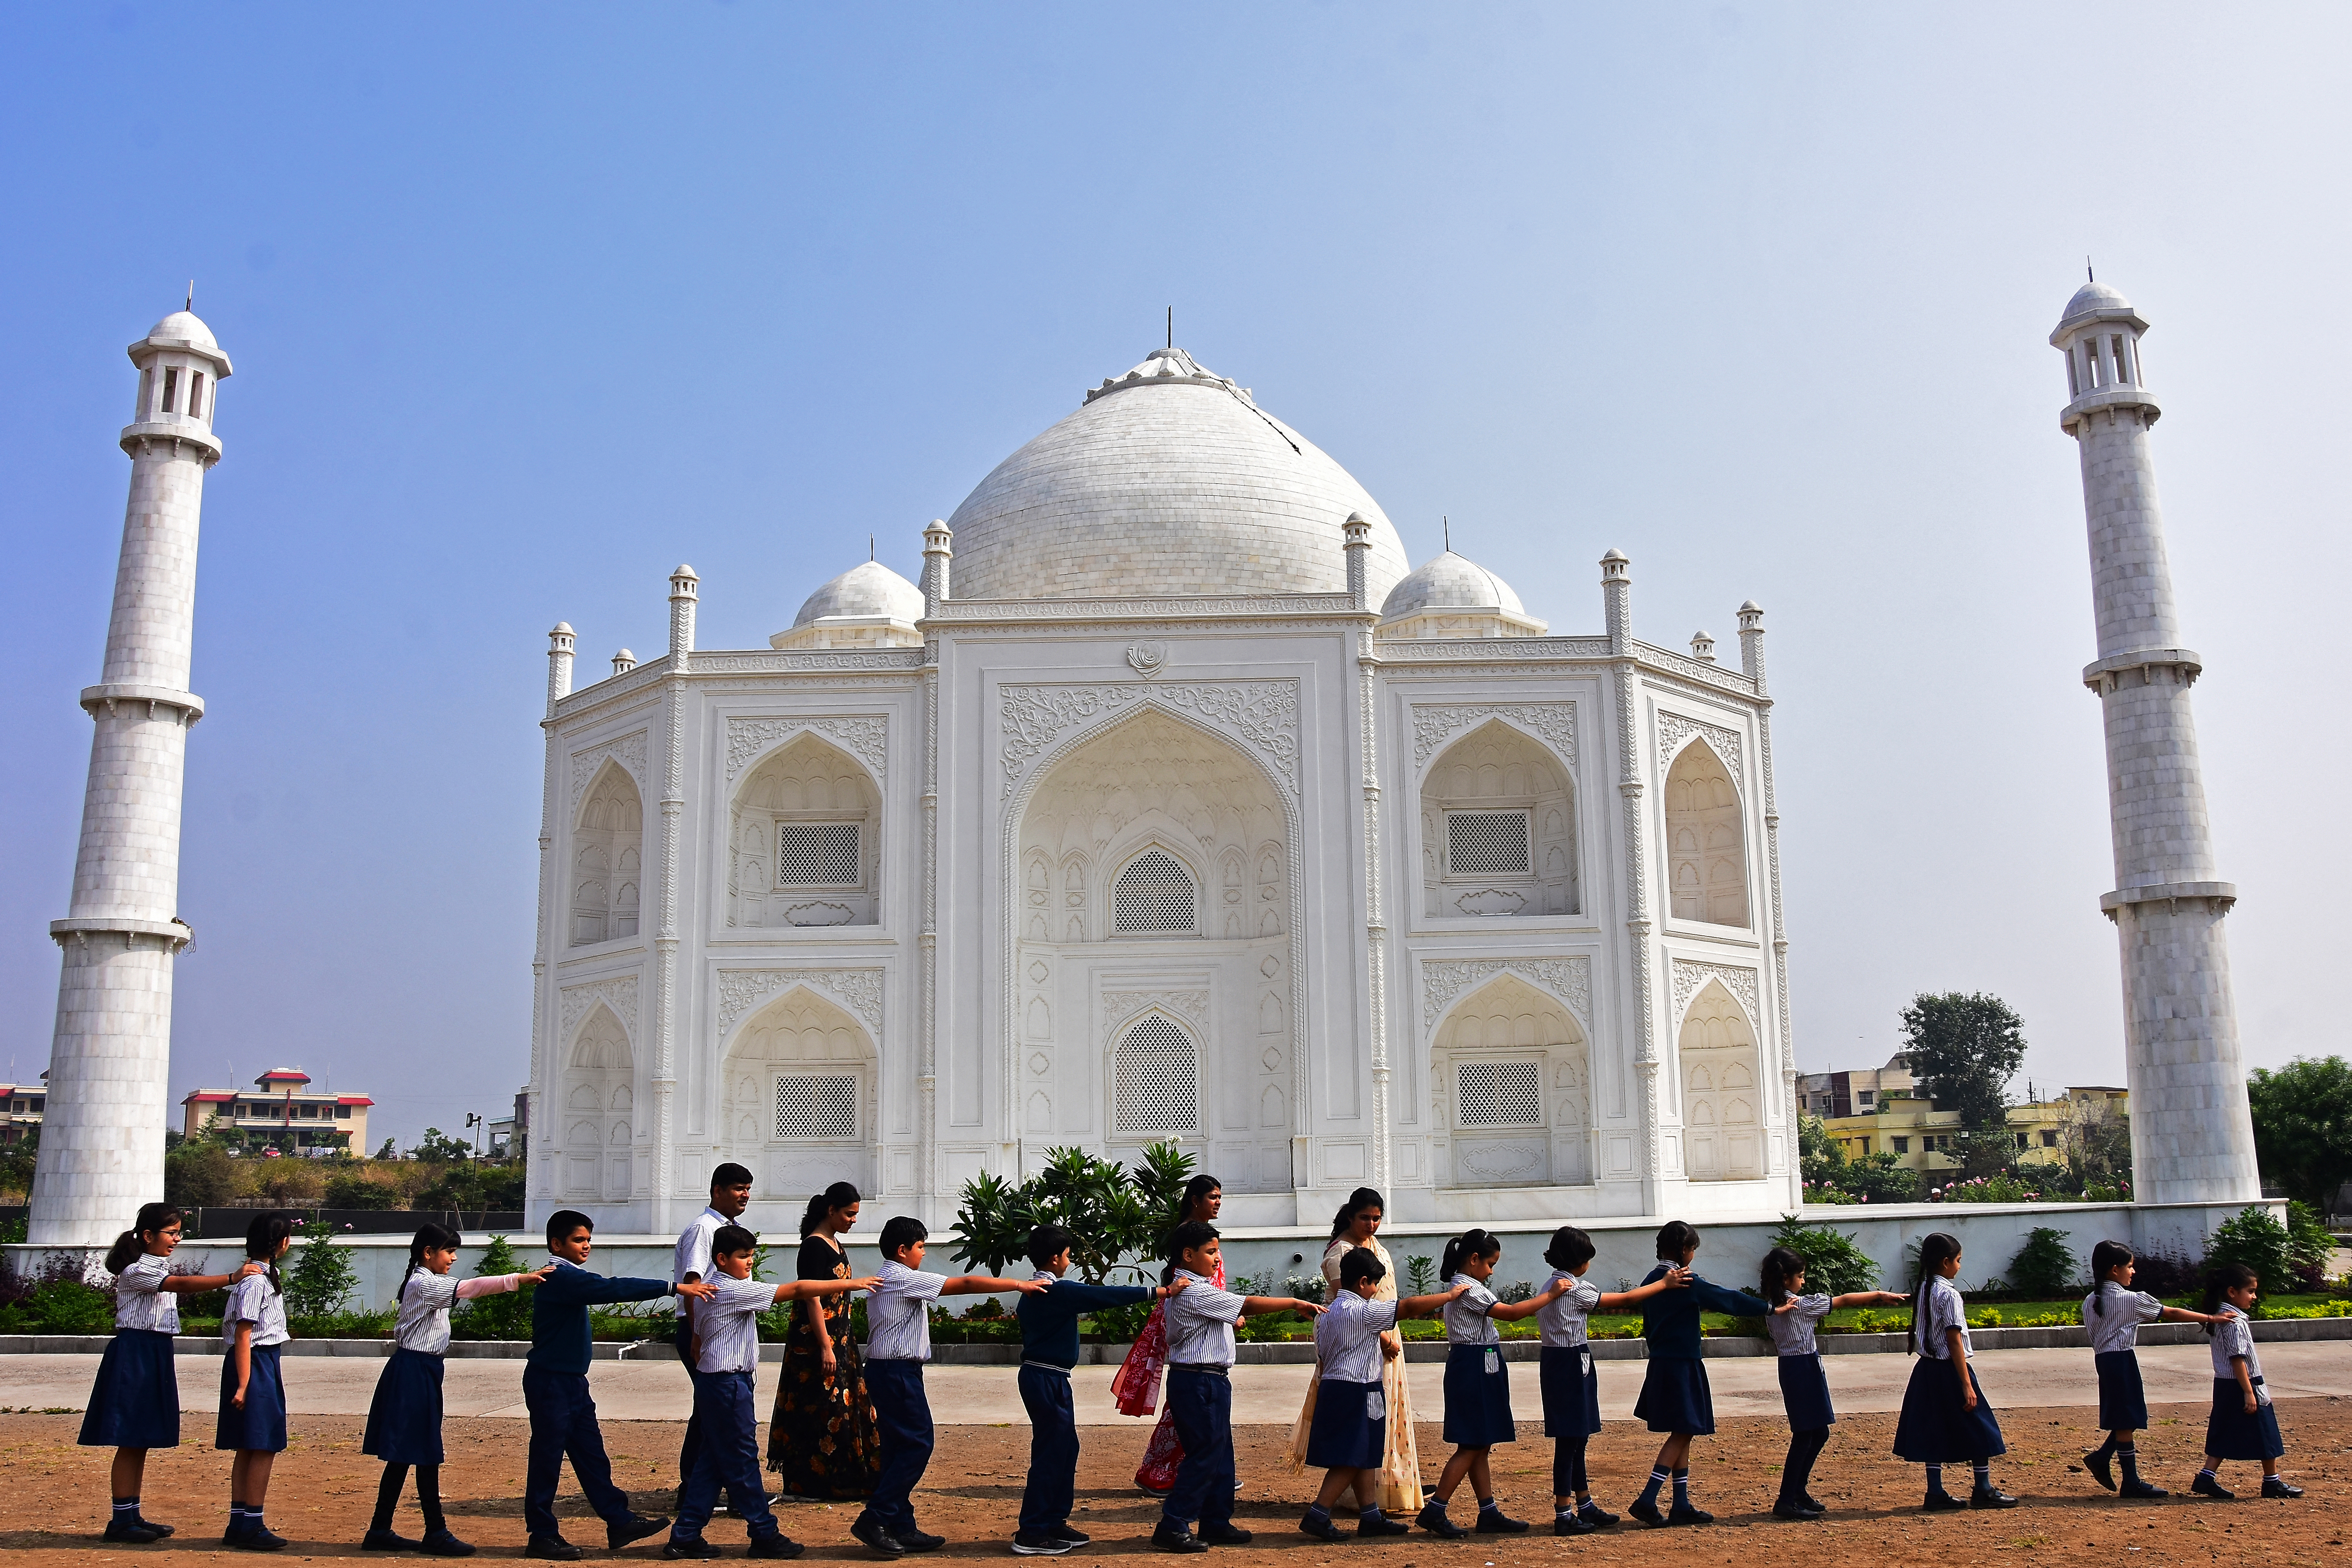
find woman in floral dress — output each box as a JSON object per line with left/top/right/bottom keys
{"left": 768, "top": 1182, "right": 882, "bottom": 1499}
{"left": 1112, "top": 1174, "right": 1223, "bottom": 1494}
{"left": 1287, "top": 1188, "right": 1422, "bottom": 1516}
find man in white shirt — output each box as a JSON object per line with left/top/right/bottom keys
{"left": 673, "top": 1163, "right": 754, "bottom": 1496}
{"left": 852, "top": 1216, "right": 1045, "bottom": 1558}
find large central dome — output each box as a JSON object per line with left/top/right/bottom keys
{"left": 943, "top": 347, "right": 1409, "bottom": 602}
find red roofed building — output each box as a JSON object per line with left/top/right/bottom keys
{"left": 180, "top": 1068, "right": 372, "bottom": 1153}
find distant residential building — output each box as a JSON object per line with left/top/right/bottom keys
{"left": 1800, "top": 1054, "right": 2127, "bottom": 1177}
{"left": 0, "top": 1076, "right": 48, "bottom": 1145}
{"left": 487, "top": 1087, "right": 528, "bottom": 1158}
{"left": 180, "top": 1068, "right": 373, "bottom": 1153}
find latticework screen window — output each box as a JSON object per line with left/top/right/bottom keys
{"left": 1447, "top": 812, "right": 1531, "bottom": 877}
{"left": 1113, "top": 1015, "right": 1199, "bottom": 1134}
{"left": 775, "top": 1075, "right": 858, "bottom": 1139}
{"left": 1113, "top": 849, "right": 1196, "bottom": 933}
{"left": 1458, "top": 1061, "right": 1543, "bottom": 1126}
{"left": 777, "top": 822, "right": 860, "bottom": 886}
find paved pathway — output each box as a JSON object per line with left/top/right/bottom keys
{"left": 4, "top": 1341, "right": 2344, "bottom": 1425}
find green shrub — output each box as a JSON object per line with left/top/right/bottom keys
{"left": 0, "top": 1278, "right": 116, "bottom": 1334}
{"left": 284, "top": 1219, "right": 360, "bottom": 1326}
{"left": 2006, "top": 1227, "right": 2076, "bottom": 1297}
{"left": 2284, "top": 1201, "right": 2336, "bottom": 1290}
{"left": 2204, "top": 1206, "right": 2296, "bottom": 1294}
{"left": 1405, "top": 1256, "right": 1436, "bottom": 1295}
{"left": 1770, "top": 1213, "right": 1879, "bottom": 1295}
{"left": 323, "top": 1175, "right": 397, "bottom": 1210}
{"left": 1086, "top": 1299, "right": 1154, "bottom": 1343}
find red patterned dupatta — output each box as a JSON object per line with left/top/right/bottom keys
{"left": 1110, "top": 1255, "right": 1225, "bottom": 1418}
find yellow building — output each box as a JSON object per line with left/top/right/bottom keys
{"left": 1801, "top": 1054, "right": 2126, "bottom": 1176}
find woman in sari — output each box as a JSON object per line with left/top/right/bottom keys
{"left": 1112, "top": 1173, "right": 1223, "bottom": 1495}
{"left": 1287, "top": 1188, "right": 1421, "bottom": 1517}
{"left": 768, "top": 1182, "right": 883, "bottom": 1499}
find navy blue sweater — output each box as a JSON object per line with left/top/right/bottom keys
{"left": 529, "top": 1260, "right": 676, "bottom": 1374}
{"left": 1637, "top": 1265, "right": 1769, "bottom": 1360}
{"left": 1016, "top": 1278, "right": 1156, "bottom": 1369}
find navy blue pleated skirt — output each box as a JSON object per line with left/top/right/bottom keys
{"left": 1441, "top": 1344, "right": 1516, "bottom": 1448}
{"left": 1891, "top": 1357, "right": 2005, "bottom": 1462}
{"left": 1778, "top": 1352, "right": 1836, "bottom": 1431}
{"left": 79, "top": 1329, "right": 181, "bottom": 1449}
{"left": 1538, "top": 1345, "right": 1600, "bottom": 1438}
{"left": 363, "top": 1348, "right": 447, "bottom": 1466}
{"left": 216, "top": 1343, "right": 288, "bottom": 1453}
{"left": 2205, "top": 1378, "right": 2285, "bottom": 1462}
{"left": 1633, "top": 1356, "right": 1714, "bottom": 1436}
{"left": 2094, "top": 1350, "right": 2148, "bottom": 1431}
{"left": 1305, "top": 1378, "right": 1386, "bottom": 1470}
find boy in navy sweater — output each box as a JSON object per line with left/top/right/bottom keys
{"left": 524, "top": 1211, "right": 717, "bottom": 1561}
{"left": 1008, "top": 1226, "right": 1188, "bottom": 1556}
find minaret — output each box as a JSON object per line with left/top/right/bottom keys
{"left": 30, "top": 306, "right": 231, "bottom": 1244}
{"left": 2053, "top": 278, "right": 2260, "bottom": 1204}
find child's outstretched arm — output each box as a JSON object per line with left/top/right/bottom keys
{"left": 1488, "top": 1277, "right": 1575, "bottom": 1323}
{"left": 454, "top": 1264, "right": 557, "bottom": 1300}
{"left": 162, "top": 1259, "right": 268, "bottom": 1294}
{"left": 1595, "top": 1265, "right": 1690, "bottom": 1310}
{"left": 1395, "top": 1283, "right": 1471, "bottom": 1319}
{"left": 1829, "top": 1290, "right": 1906, "bottom": 1310}
{"left": 942, "top": 1274, "right": 1050, "bottom": 1296}
{"left": 1239, "top": 1293, "right": 1325, "bottom": 1317}
{"left": 2156, "top": 1305, "right": 2221, "bottom": 1325}
{"left": 773, "top": 1274, "right": 882, "bottom": 1304}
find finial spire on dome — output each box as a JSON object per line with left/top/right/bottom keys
{"left": 186, "top": 279, "right": 194, "bottom": 312}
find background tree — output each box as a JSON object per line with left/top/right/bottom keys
{"left": 2246, "top": 1056, "right": 2352, "bottom": 1217}
{"left": 1900, "top": 992, "right": 2027, "bottom": 1131}
{"left": 2061, "top": 1095, "right": 2134, "bottom": 1187}
{"left": 284, "top": 1217, "right": 361, "bottom": 1326}
{"left": 410, "top": 1127, "right": 473, "bottom": 1163}
{"left": 164, "top": 1136, "right": 237, "bottom": 1209}
{"left": 949, "top": 1141, "right": 1194, "bottom": 1284}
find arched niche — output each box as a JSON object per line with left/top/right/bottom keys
{"left": 1428, "top": 972, "right": 1590, "bottom": 1188}
{"left": 570, "top": 762, "right": 643, "bottom": 947}
{"left": 1679, "top": 978, "right": 1762, "bottom": 1181}
{"left": 561, "top": 1003, "right": 635, "bottom": 1200}
{"left": 1420, "top": 720, "right": 1578, "bottom": 919}
{"left": 722, "top": 985, "right": 876, "bottom": 1193}
{"left": 1014, "top": 707, "right": 1292, "bottom": 1191}
{"left": 729, "top": 732, "right": 881, "bottom": 929}
{"left": 1663, "top": 741, "right": 1748, "bottom": 928}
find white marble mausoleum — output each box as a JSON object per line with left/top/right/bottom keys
{"left": 527, "top": 345, "right": 1798, "bottom": 1237}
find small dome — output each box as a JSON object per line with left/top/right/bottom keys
{"left": 2059, "top": 279, "right": 2132, "bottom": 325}
{"left": 145, "top": 310, "right": 218, "bottom": 350}
{"left": 1381, "top": 551, "right": 1527, "bottom": 621}
{"left": 791, "top": 560, "right": 923, "bottom": 628}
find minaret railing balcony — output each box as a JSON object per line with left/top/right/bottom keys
{"left": 2058, "top": 383, "right": 2162, "bottom": 435}
{"left": 79, "top": 683, "right": 206, "bottom": 725}
{"left": 2081, "top": 647, "right": 2202, "bottom": 692}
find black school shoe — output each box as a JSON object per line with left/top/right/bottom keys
{"left": 1969, "top": 1487, "right": 2019, "bottom": 1510}
{"left": 850, "top": 1518, "right": 907, "bottom": 1558}
{"left": 1197, "top": 1523, "right": 1252, "bottom": 1546}
{"left": 421, "top": 1529, "right": 477, "bottom": 1558}
{"left": 2085, "top": 1449, "right": 2117, "bottom": 1491}
{"left": 1414, "top": 1503, "right": 1468, "bottom": 1539}
{"left": 2262, "top": 1478, "right": 2304, "bottom": 1499}
{"left": 361, "top": 1528, "right": 422, "bottom": 1551}
{"left": 1474, "top": 1505, "right": 1530, "bottom": 1534}
{"left": 1552, "top": 1511, "right": 1596, "bottom": 1536}
{"left": 2191, "top": 1474, "right": 2236, "bottom": 1501}
{"left": 1357, "top": 1513, "right": 1410, "bottom": 1537}
{"left": 1150, "top": 1524, "right": 1207, "bottom": 1554}
{"left": 104, "top": 1519, "right": 166, "bottom": 1544}
{"left": 1666, "top": 1504, "right": 1714, "bottom": 1526}
{"left": 135, "top": 1516, "right": 178, "bottom": 1538}
{"left": 659, "top": 1539, "right": 720, "bottom": 1560}
{"left": 1297, "top": 1511, "right": 1347, "bottom": 1542}
{"left": 610, "top": 1515, "right": 672, "bottom": 1550}
{"left": 525, "top": 1537, "right": 584, "bottom": 1560}
{"left": 746, "top": 1536, "right": 806, "bottom": 1559}
{"left": 1049, "top": 1525, "right": 1092, "bottom": 1547}
{"left": 1577, "top": 1502, "right": 1619, "bottom": 1528}
{"left": 2121, "top": 1479, "right": 2170, "bottom": 1499}
{"left": 1921, "top": 1491, "right": 1968, "bottom": 1513}
{"left": 1771, "top": 1499, "right": 1819, "bottom": 1521}
{"left": 1626, "top": 1498, "right": 1667, "bottom": 1528}
{"left": 897, "top": 1526, "right": 946, "bottom": 1553}
{"left": 227, "top": 1524, "right": 289, "bottom": 1552}
{"left": 1011, "top": 1529, "right": 1076, "bottom": 1556}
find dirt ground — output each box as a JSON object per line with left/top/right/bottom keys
{"left": 1, "top": 1403, "right": 2343, "bottom": 1565}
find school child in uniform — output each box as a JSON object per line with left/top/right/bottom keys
{"left": 853, "top": 1217, "right": 1047, "bottom": 1559}
{"left": 1011, "top": 1224, "right": 1187, "bottom": 1557}
{"left": 1151, "top": 1221, "right": 1326, "bottom": 1555}
{"left": 525, "top": 1211, "right": 720, "bottom": 1562}
{"left": 1625, "top": 1221, "right": 1773, "bottom": 1528}
{"left": 1755, "top": 1246, "right": 1905, "bottom": 1520}
{"left": 1413, "top": 1228, "right": 1573, "bottom": 1540}
{"left": 1298, "top": 1250, "right": 1464, "bottom": 1542}
{"left": 2192, "top": 1262, "right": 2301, "bottom": 1501}
{"left": 218, "top": 1213, "right": 298, "bottom": 1550}
{"left": 81, "top": 1202, "right": 266, "bottom": 1544}
{"left": 2080, "top": 1238, "right": 2222, "bottom": 1498}
{"left": 1891, "top": 1231, "right": 2016, "bottom": 1511}
{"left": 1534, "top": 1225, "right": 1690, "bottom": 1535}
{"left": 361, "top": 1223, "right": 553, "bottom": 1555}
{"left": 671, "top": 1163, "right": 756, "bottom": 1499}
{"left": 665, "top": 1225, "right": 876, "bottom": 1560}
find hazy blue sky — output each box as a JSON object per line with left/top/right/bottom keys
{"left": 3, "top": 5, "right": 2345, "bottom": 1151}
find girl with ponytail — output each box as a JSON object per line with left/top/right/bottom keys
{"left": 771, "top": 1182, "right": 881, "bottom": 1498}
{"left": 2193, "top": 1262, "right": 2297, "bottom": 1499}
{"left": 1755, "top": 1246, "right": 1904, "bottom": 1520}
{"left": 1413, "top": 1229, "right": 1572, "bottom": 1538}
{"left": 79, "top": 1204, "right": 265, "bottom": 1543}
{"left": 1115, "top": 1173, "right": 1226, "bottom": 1496}
{"left": 217, "top": 1212, "right": 299, "bottom": 1548}
{"left": 359, "top": 1224, "right": 551, "bottom": 1552}
{"left": 1622, "top": 1222, "right": 1773, "bottom": 1528}
{"left": 1891, "top": 1232, "right": 2015, "bottom": 1512}
{"left": 2080, "top": 1238, "right": 2221, "bottom": 1498}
